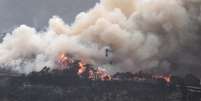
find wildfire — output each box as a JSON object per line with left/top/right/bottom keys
{"left": 56, "top": 53, "right": 170, "bottom": 82}
{"left": 78, "top": 62, "right": 85, "bottom": 75}
{"left": 56, "top": 53, "right": 174, "bottom": 82}
{"left": 153, "top": 74, "right": 172, "bottom": 83}
{"left": 163, "top": 75, "right": 171, "bottom": 83}
{"left": 87, "top": 67, "right": 111, "bottom": 80}
{"left": 56, "top": 52, "right": 111, "bottom": 81}
{"left": 96, "top": 67, "right": 111, "bottom": 80}
{"left": 57, "top": 52, "right": 73, "bottom": 69}
{"left": 58, "top": 53, "right": 68, "bottom": 65}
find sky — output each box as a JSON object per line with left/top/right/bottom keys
{"left": 0, "top": 0, "right": 98, "bottom": 32}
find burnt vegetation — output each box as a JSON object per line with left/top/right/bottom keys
{"left": 0, "top": 61, "right": 201, "bottom": 101}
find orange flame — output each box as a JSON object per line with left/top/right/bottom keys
{"left": 153, "top": 74, "right": 171, "bottom": 83}
{"left": 56, "top": 53, "right": 111, "bottom": 81}
{"left": 163, "top": 75, "right": 171, "bottom": 83}
{"left": 57, "top": 52, "right": 73, "bottom": 69}
{"left": 78, "top": 62, "right": 85, "bottom": 75}
{"left": 96, "top": 67, "right": 111, "bottom": 80}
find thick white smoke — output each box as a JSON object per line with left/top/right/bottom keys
{"left": 0, "top": 0, "right": 200, "bottom": 75}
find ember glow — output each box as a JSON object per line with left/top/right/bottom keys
{"left": 96, "top": 67, "right": 112, "bottom": 80}
{"left": 56, "top": 52, "right": 174, "bottom": 82}
{"left": 78, "top": 62, "right": 85, "bottom": 75}
{"left": 163, "top": 75, "right": 171, "bottom": 83}
{"left": 86, "top": 67, "right": 112, "bottom": 80}
{"left": 57, "top": 53, "right": 73, "bottom": 69}
{"left": 153, "top": 75, "right": 172, "bottom": 83}
{"left": 56, "top": 53, "right": 111, "bottom": 80}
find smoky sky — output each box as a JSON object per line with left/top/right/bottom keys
{"left": 0, "top": 0, "right": 201, "bottom": 78}
{"left": 0, "top": 0, "right": 98, "bottom": 32}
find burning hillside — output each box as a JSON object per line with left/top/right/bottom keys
{"left": 0, "top": 0, "right": 201, "bottom": 78}
{"left": 0, "top": 0, "right": 201, "bottom": 100}
{"left": 0, "top": 44, "right": 200, "bottom": 101}
{"left": 55, "top": 52, "right": 111, "bottom": 80}
{"left": 40, "top": 52, "right": 171, "bottom": 82}
{"left": 0, "top": 55, "right": 200, "bottom": 101}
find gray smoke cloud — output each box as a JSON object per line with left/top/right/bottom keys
{"left": 0, "top": 0, "right": 201, "bottom": 77}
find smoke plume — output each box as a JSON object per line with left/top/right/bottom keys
{"left": 0, "top": 0, "right": 201, "bottom": 76}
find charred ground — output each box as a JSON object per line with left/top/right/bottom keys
{"left": 0, "top": 61, "right": 200, "bottom": 101}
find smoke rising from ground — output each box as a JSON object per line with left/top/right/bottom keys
{"left": 0, "top": 0, "right": 200, "bottom": 76}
